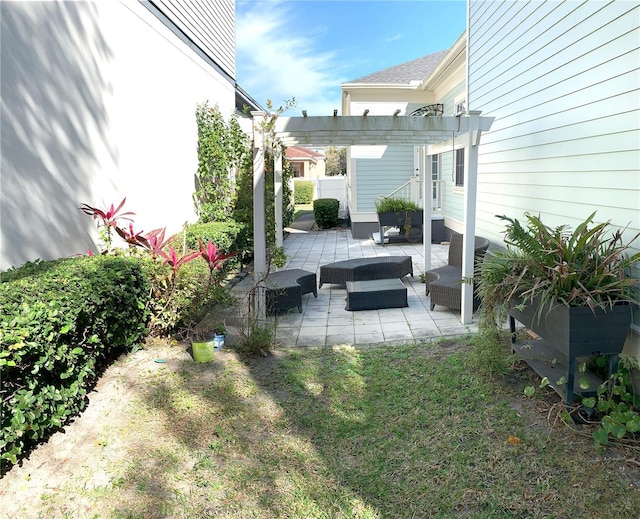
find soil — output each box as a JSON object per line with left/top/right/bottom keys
{"left": 0, "top": 338, "right": 191, "bottom": 517}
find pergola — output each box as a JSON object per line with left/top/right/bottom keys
{"left": 251, "top": 111, "right": 494, "bottom": 324}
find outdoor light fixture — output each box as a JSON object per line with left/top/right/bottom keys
{"left": 302, "top": 110, "right": 307, "bottom": 117}
{"left": 393, "top": 109, "right": 401, "bottom": 116}
{"left": 363, "top": 109, "right": 369, "bottom": 116}
{"left": 409, "top": 104, "right": 444, "bottom": 117}
{"left": 333, "top": 109, "right": 338, "bottom": 116}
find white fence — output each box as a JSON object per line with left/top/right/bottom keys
{"left": 293, "top": 176, "right": 348, "bottom": 218}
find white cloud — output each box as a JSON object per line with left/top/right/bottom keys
{"left": 386, "top": 33, "right": 404, "bottom": 43}
{"left": 236, "top": 2, "right": 347, "bottom": 116}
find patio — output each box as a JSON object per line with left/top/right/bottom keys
{"left": 230, "top": 217, "right": 480, "bottom": 348}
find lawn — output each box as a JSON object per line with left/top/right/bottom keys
{"left": 293, "top": 203, "right": 313, "bottom": 220}
{"left": 2, "top": 339, "right": 639, "bottom": 518}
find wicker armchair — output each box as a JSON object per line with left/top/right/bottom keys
{"left": 425, "top": 233, "right": 490, "bottom": 311}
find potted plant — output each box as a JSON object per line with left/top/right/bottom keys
{"left": 213, "top": 323, "right": 227, "bottom": 351}
{"left": 477, "top": 212, "right": 640, "bottom": 402}
{"left": 478, "top": 212, "right": 640, "bottom": 330}
{"left": 190, "top": 328, "right": 216, "bottom": 363}
{"left": 375, "top": 196, "right": 423, "bottom": 243}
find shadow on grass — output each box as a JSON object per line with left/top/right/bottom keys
{"left": 126, "top": 341, "right": 640, "bottom": 519}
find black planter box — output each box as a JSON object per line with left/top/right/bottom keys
{"left": 377, "top": 210, "right": 424, "bottom": 228}
{"left": 509, "top": 299, "right": 632, "bottom": 404}
{"left": 509, "top": 300, "right": 631, "bottom": 358}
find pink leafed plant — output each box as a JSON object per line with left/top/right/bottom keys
{"left": 79, "top": 197, "right": 134, "bottom": 228}
{"left": 197, "top": 238, "right": 238, "bottom": 273}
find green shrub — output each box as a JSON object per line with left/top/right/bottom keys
{"left": 0, "top": 256, "right": 150, "bottom": 470}
{"left": 183, "top": 221, "right": 249, "bottom": 270}
{"left": 294, "top": 180, "right": 314, "bottom": 204}
{"left": 234, "top": 149, "right": 294, "bottom": 251}
{"left": 313, "top": 198, "right": 340, "bottom": 229}
{"left": 141, "top": 255, "right": 232, "bottom": 337}
{"left": 374, "top": 196, "right": 420, "bottom": 213}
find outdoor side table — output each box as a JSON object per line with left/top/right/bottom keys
{"left": 345, "top": 278, "right": 408, "bottom": 311}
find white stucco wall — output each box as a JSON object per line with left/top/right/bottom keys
{"left": 0, "top": 0, "right": 236, "bottom": 270}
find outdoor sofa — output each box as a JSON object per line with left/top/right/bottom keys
{"left": 424, "top": 233, "right": 490, "bottom": 311}
{"left": 319, "top": 256, "right": 413, "bottom": 288}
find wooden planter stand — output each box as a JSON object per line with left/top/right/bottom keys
{"left": 509, "top": 301, "right": 631, "bottom": 405}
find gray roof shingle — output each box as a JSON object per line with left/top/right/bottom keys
{"left": 346, "top": 49, "right": 449, "bottom": 85}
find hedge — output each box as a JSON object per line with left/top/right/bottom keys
{"left": 294, "top": 180, "right": 314, "bottom": 204}
{"left": 183, "top": 221, "right": 249, "bottom": 269}
{"left": 313, "top": 198, "right": 340, "bottom": 229}
{"left": 0, "top": 255, "right": 150, "bottom": 470}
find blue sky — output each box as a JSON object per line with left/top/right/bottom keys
{"left": 236, "top": 0, "right": 467, "bottom": 116}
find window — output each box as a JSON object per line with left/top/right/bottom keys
{"left": 454, "top": 95, "right": 466, "bottom": 116}
{"left": 455, "top": 148, "right": 465, "bottom": 187}
{"left": 292, "top": 163, "right": 303, "bottom": 178}
{"left": 431, "top": 154, "right": 442, "bottom": 210}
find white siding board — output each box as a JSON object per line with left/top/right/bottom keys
{"left": 481, "top": 111, "right": 640, "bottom": 155}
{"left": 480, "top": 129, "right": 639, "bottom": 162}
{"left": 469, "top": 0, "right": 560, "bottom": 70}
{"left": 472, "top": 12, "right": 639, "bottom": 106}
{"left": 468, "top": 0, "right": 640, "bottom": 309}
{"left": 474, "top": 49, "right": 639, "bottom": 124}
{"left": 478, "top": 180, "right": 639, "bottom": 211}
{"left": 474, "top": 170, "right": 640, "bottom": 191}
{"left": 469, "top": 1, "right": 632, "bottom": 95}
{"left": 477, "top": 151, "right": 639, "bottom": 175}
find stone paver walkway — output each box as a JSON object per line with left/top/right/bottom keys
{"left": 229, "top": 217, "right": 479, "bottom": 348}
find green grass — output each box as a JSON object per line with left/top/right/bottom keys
{"left": 293, "top": 203, "right": 313, "bottom": 220}
{"left": 8, "top": 341, "right": 640, "bottom": 518}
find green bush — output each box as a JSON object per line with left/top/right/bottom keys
{"left": 234, "top": 149, "right": 294, "bottom": 252}
{"left": 183, "top": 221, "right": 249, "bottom": 270}
{"left": 141, "top": 255, "right": 232, "bottom": 337}
{"left": 375, "top": 196, "right": 420, "bottom": 213}
{"left": 313, "top": 198, "right": 340, "bottom": 229}
{"left": 294, "top": 180, "right": 314, "bottom": 204}
{"left": 0, "top": 256, "right": 150, "bottom": 470}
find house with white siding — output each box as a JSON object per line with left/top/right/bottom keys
{"left": 341, "top": 36, "right": 466, "bottom": 240}
{"left": 467, "top": 0, "right": 640, "bottom": 354}
{"left": 342, "top": 0, "right": 639, "bottom": 351}
{"left": 0, "top": 0, "right": 258, "bottom": 270}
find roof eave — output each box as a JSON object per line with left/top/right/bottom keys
{"left": 341, "top": 82, "right": 422, "bottom": 91}
{"left": 419, "top": 31, "right": 467, "bottom": 91}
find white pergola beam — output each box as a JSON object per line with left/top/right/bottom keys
{"left": 273, "top": 115, "right": 493, "bottom": 146}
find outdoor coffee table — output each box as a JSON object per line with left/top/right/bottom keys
{"left": 345, "top": 278, "right": 408, "bottom": 311}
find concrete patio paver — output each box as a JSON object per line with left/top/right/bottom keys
{"left": 230, "top": 219, "right": 479, "bottom": 348}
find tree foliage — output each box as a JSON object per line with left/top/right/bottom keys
{"left": 325, "top": 146, "right": 347, "bottom": 176}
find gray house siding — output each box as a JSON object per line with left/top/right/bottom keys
{"left": 146, "top": 0, "right": 236, "bottom": 79}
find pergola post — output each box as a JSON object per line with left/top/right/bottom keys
{"left": 421, "top": 145, "right": 432, "bottom": 271}
{"left": 274, "top": 148, "right": 283, "bottom": 248}
{"left": 460, "top": 110, "right": 483, "bottom": 325}
{"left": 251, "top": 111, "right": 267, "bottom": 320}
